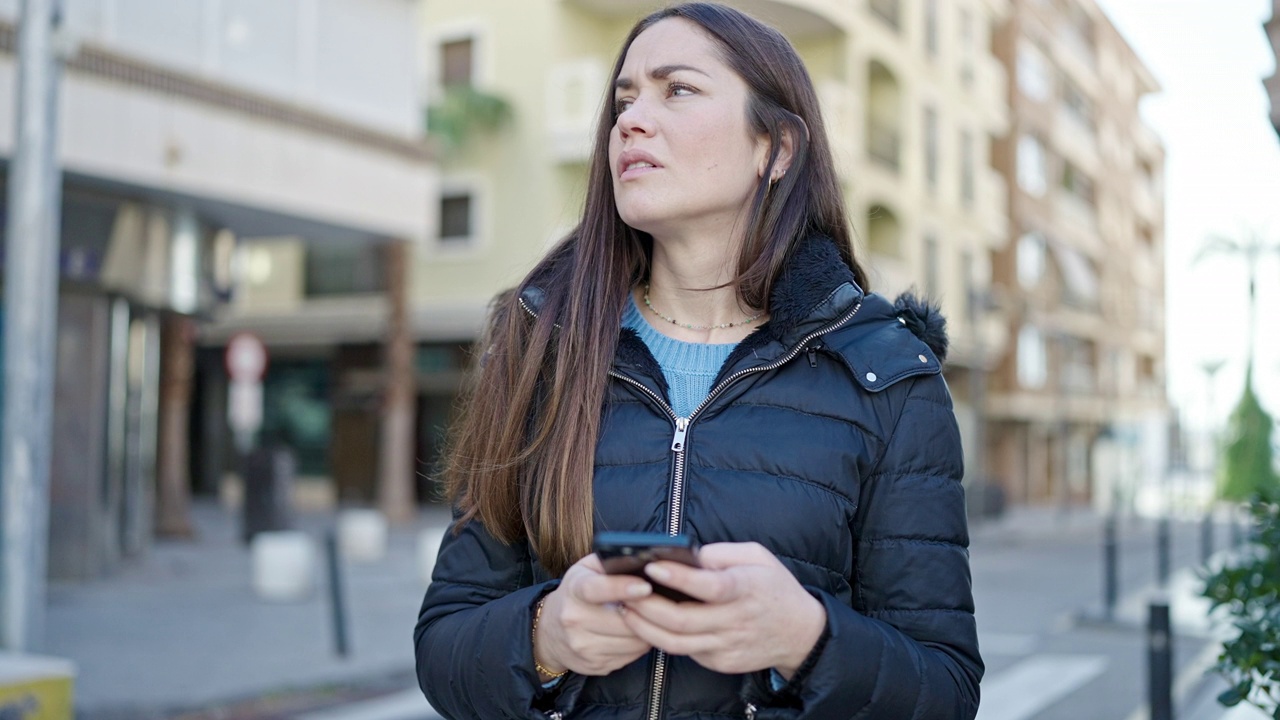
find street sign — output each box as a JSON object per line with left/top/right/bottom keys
{"left": 225, "top": 332, "right": 268, "bottom": 382}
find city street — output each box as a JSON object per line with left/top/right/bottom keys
{"left": 43, "top": 501, "right": 1268, "bottom": 720}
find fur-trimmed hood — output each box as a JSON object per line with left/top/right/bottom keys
{"left": 522, "top": 233, "right": 950, "bottom": 393}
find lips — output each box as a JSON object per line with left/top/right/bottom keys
{"left": 617, "top": 149, "right": 663, "bottom": 180}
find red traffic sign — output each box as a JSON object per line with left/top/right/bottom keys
{"left": 225, "top": 332, "right": 269, "bottom": 381}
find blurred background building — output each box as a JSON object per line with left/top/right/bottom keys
{"left": 1268, "top": 0, "right": 1279, "bottom": 140}
{"left": 219, "top": 0, "right": 1169, "bottom": 523}
{"left": 0, "top": 0, "right": 434, "bottom": 579}
{"left": 413, "top": 0, "right": 1015, "bottom": 506}
{"left": 2, "top": 0, "right": 1175, "bottom": 583}
{"left": 988, "top": 0, "right": 1168, "bottom": 513}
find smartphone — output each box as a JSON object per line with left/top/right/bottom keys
{"left": 593, "top": 531, "right": 702, "bottom": 603}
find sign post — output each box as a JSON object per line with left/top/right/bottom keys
{"left": 224, "top": 332, "right": 268, "bottom": 453}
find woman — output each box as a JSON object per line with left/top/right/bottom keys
{"left": 415, "top": 4, "right": 982, "bottom": 719}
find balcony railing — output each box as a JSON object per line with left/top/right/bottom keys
{"left": 867, "top": 122, "right": 900, "bottom": 171}
{"left": 869, "top": 0, "right": 900, "bottom": 30}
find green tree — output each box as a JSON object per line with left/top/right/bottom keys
{"left": 1203, "top": 492, "right": 1280, "bottom": 716}
{"left": 1218, "top": 364, "right": 1280, "bottom": 501}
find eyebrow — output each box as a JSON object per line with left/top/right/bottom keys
{"left": 614, "top": 64, "right": 711, "bottom": 91}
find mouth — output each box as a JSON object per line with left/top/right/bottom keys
{"left": 617, "top": 151, "right": 662, "bottom": 180}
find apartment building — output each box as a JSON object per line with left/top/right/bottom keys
{"left": 988, "top": 0, "right": 1167, "bottom": 510}
{"left": 0, "top": 0, "right": 433, "bottom": 578}
{"left": 414, "top": 0, "right": 1011, "bottom": 493}
{"left": 1268, "top": 0, "right": 1279, "bottom": 139}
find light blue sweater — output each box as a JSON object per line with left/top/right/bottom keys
{"left": 622, "top": 296, "right": 738, "bottom": 418}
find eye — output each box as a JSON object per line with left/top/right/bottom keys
{"left": 614, "top": 96, "right": 634, "bottom": 115}
{"left": 668, "top": 82, "right": 696, "bottom": 98}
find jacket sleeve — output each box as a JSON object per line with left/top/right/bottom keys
{"left": 414, "top": 510, "right": 586, "bottom": 719}
{"left": 747, "top": 373, "right": 983, "bottom": 719}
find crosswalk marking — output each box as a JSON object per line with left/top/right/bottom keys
{"left": 980, "top": 632, "right": 1039, "bottom": 656}
{"left": 297, "top": 689, "right": 442, "bottom": 720}
{"left": 977, "top": 654, "right": 1109, "bottom": 720}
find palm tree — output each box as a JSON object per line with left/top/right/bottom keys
{"left": 1196, "top": 231, "right": 1280, "bottom": 499}
{"left": 1196, "top": 230, "right": 1280, "bottom": 367}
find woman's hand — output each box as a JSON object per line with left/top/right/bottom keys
{"left": 534, "top": 554, "right": 655, "bottom": 677}
{"left": 618, "top": 542, "right": 827, "bottom": 678}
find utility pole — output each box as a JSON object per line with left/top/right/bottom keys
{"left": 1, "top": 0, "right": 66, "bottom": 652}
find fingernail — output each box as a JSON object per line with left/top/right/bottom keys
{"left": 645, "top": 564, "right": 670, "bottom": 581}
{"left": 627, "top": 582, "right": 652, "bottom": 597}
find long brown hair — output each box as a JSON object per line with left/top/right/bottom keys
{"left": 442, "top": 2, "right": 867, "bottom": 576}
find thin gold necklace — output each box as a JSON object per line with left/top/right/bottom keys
{"left": 642, "top": 284, "right": 763, "bottom": 331}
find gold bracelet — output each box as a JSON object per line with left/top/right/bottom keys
{"left": 532, "top": 597, "right": 569, "bottom": 680}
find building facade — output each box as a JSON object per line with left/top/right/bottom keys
{"left": 1268, "top": 0, "right": 1279, "bottom": 140}
{"left": 988, "top": 0, "right": 1167, "bottom": 511}
{"left": 408, "top": 0, "right": 1013, "bottom": 494}
{"left": 0, "top": 0, "right": 434, "bottom": 578}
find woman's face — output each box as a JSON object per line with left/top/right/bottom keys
{"left": 608, "top": 18, "right": 769, "bottom": 241}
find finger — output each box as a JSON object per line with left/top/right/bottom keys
{"left": 696, "top": 542, "right": 777, "bottom": 570}
{"left": 623, "top": 593, "right": 734, "bottom": 635}
{"left": 644, "top": 561, "right": 738, "bottom": 603}
{"left": 575, "top": 574, "right": 654, "bottom": 605}
{"left": 620, "top": 605, "right": 717, "bottom": 657}
{"left": 577, "top": 553, "right": 605, "bottom": 574}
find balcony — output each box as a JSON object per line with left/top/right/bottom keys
{"left": 866, "top": 121, "right": 900, "bottom": 171}
{"left": 560, "top": 0, "right": 851, "bottom": 38}
{"left": 1053, "top": 192, "right": 1102, "bottom": 255}
{"left": 818, "top": 80, "right": 859, "bottom": 179}
{"left": 978, "top": 169, "right": 1010, "bottom": 240}
{"left": 545, "top": 59, "right": 608, "bottom": 164}
{"left": 868, "top": 0, "right": 901, "bottom": 30}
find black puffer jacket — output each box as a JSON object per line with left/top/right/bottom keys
{"left": 415, "top": 236, "right": 983, "bottom": 719}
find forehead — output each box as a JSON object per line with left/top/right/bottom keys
{"left": 619, "top": 18, "right": 726, "bottom": 75}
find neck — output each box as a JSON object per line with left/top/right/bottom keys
{"left": 639, "top": 233, "right": 766, "bottom": 342}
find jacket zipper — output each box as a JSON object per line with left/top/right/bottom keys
{"left": 521, "top": 293, "right": 864, "bottom": 720}
{"left": 609, "top": 300, "right": 863, "bottom": 720}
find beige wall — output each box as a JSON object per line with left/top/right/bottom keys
{"left": 414, "top": 0, "right": 1012, "bottom": 352}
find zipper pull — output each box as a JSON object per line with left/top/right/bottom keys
{"left": 671, "top": 417, "right": 689, "bottom": 452}
{"left": 745, "top": 702, "right": 757, "bottom": 719}
{"left": 807, "top": 346, "right": 818, "bottom": 368}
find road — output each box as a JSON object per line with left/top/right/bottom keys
{"left": 969, "top": 509, "right": 1255, "bottom": 720}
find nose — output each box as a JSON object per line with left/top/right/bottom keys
{"left": 616, "top": 98, "right": 655, "bottom": 139}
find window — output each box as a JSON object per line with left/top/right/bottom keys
{"left": 1017, "top": 325, "right": 1047, "bottom": 389}
{"left": 441, "top": 38, "right": 474, "bottom": 87}
{"left": 304, "top": 244, "right": 386, "bottom": 296}
{"left": 1061, "top": 78, "right": 1095, "bottom": 133}
{"left": 924, "top": 234, "right": 940, "bottom": 297}
{"left": 1061, "top": 162, "right": 1094, "bottom": 205}
{"left": 439, "top": 192, "right": 473, "bottom": 245}
{"left": 924, "top": 0, "right": 939, "bottom": 58}
{"left": 1017, "top": 41, "right": 1052, "bottom": 102}
{"left": 1017, "top": 134, "right": 1048, "bottom": 196}
{"left": 1016, "top": 232, "right": 1046, "bottom": 289}
{"left": 1062, "top": 336, "right": 1095, "bottom": 392}
{"left": 869, "top": 0, "right": 901, "bottom": 30}
{"left": 960, "top": 130, "right": 975, "bottom": 207}
{"left": 924, "top": 106, "right": 939, "bottom": 193}
{"left": 867, "top": 205, "right": 902, "bottom": 257}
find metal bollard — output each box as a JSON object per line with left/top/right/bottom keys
{"left": 1200, "top": 511, "right": 1214, "bottom": 565}
{"left": 1148, "top": 600, "right": 1173, "bottom": 720}
{"left": 1103, "top": 515, "right": 1118, "bottom": 620}
{"left": 326, "top": 529, "right": 351, "bottom": 657}
{"left": 1156, "top": 516, "right": 1171, "bottom": 587}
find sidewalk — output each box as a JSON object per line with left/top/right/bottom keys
{"left": 46, "top": 499, "right": 451, "bottom": 719}
{"left": 45, "top": 501, "right": 1261, "bottom": 720}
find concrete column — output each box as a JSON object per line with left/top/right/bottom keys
{"left": 155, "top": 313, "right": 195, "bottom": 538}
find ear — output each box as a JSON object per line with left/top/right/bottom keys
{"left": 757, "top": 126, "right": 796, "bottom": 182}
